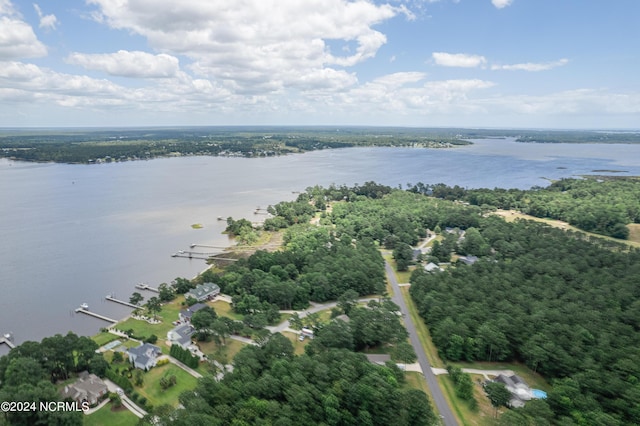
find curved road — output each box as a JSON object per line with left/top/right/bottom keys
{"left": 385, "top": 261, "right": 458, "bottom": 426}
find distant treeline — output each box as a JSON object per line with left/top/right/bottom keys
{"left": 4, "top": 126, "right": 637, "bottom": 164}
{"left": 0, "top": 126, "right": 469, "bottom": 164}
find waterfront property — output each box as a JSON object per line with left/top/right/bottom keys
{"left": 179, "top": 302, "right": 208, "bottom": 322}
{"left": 128, "top": 343, "right": 162, "bottom": 370}
{"left": 184, "top": 283, "right": 220, "bottom": 302}
{"left": 60, "top": 371, "right": 108, "bottom": 406}
{"left": 167, "top": 324, "right": 196, "bottom": 350}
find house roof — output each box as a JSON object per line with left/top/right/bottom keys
{"left": 458, "top": 255, "right": 478, "bottom": 265}
{"left": 169, "top": 324, "right": 195, "bottom": 346}
{"left": 365, "top": 354, "right": 391, "bottom": 365}
{"left": 60, "top": 373, "right": 107, "bottom": 401}
{"left": 185, "top": 283, "right": 220, "bottom": 300}
{"left": 180, "top": 302, "right": 208, "bottom": 319}
{"left": 128, "top": 343, "right": 161, "bottom": 358}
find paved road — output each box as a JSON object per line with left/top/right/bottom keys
{"left": 385, "top": 261, "right": 458, "bottom": 426}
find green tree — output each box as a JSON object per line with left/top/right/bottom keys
{"left": 158, "top": 283, "right": 176, "bottom": 302}
{"left": 337, "top": 289, "right": 359, "bottom": 315}
{"left": 393, "top": 242, "right": 414, "bottom": 271}
{"left": 485, "top": 382, "right": 511, "bottom": 418}
{"left": 393, "top": 341, "right": 417, "bottom": 366}
{"left": 191, "top": 306, "right": 218, "bottom": 341}
{"left": 129, "top": 292, "right": 144, "bottom": 306}
{"left": 145, "top": 296, "right": 162, "bottom": 320}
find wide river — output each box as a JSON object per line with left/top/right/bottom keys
{"left": 2, "top": 137, "right": 640, "bottom": 352}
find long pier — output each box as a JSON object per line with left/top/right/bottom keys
{"left": 135, "top": 283, "right": 159, "bottom": 293}
{"left": 75, "top": 308, "right": 118, "bottom": 324}
{"left": 190, "top": 244, "right": 228, "bottom": 249}
{"left": 106, "top": 295, "right": 139, "bottom": 308}
{"left": 0, "top": 336, "right": 15, "bottom": 349}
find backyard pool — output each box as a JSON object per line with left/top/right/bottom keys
{"left": 532, "top": 389, "right": 548, "bottom": 399}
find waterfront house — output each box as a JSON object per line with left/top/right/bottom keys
{"left": 128, "top": 343, "right": 162, "bottom": 370}
{"left": 179, "top": 302, "right": 208, "bottom": 322}
{"left": 60, "top": 371, "right": 108, "bottom": 406}
{"left": 167, "top": 324, "right": 196, "bottom": 350}
{"left": 185, "top": 282, "right": 220, "bottom": 302}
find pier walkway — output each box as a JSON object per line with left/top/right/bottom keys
{"left": 75, "top": 308, "right": 118, "bottom": 324}
{"left": 105, "top": 295, "right": 139, "bottom": 309}
{"left": 0, "top": 337, "right": 15, "bottom": 349}
{"left": 135, "top": 283, "right": 159, "bottom": 293}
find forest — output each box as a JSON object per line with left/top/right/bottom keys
{"left": 139, "top": 335, "right": 436, "bottom": 426}
{"left": 0, "top": 333, "right": 106, "bottom": 425}
{"left": 213, "top": 180, "right": 640, "bottom": 424}
{"left": 409, "top": 177, "right": 640, "bottom": 239}
{"left": 280, "top": 182, "right": 639, "bottom": 425}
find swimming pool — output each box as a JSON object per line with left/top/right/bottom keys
{"left": 531, "top": 389, "right": 547, "bottom": 399}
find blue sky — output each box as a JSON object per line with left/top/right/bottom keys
{"left": 1, "top": 0, "right": 638, "bottom": 128}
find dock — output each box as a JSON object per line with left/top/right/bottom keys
{"left": 135, "top": 283, "right": 159, "bottom": 293}
{"left": 106, "top": 295, "right": 139, "bottom": 309}
{"left": 75, "top": 308, "right": 118, "bottom": 324}
{"left": 0, "top": 334, "right": 15, "bottom": 349}
{"left": 190, "top": 244, "right": 228, "bottom": 249}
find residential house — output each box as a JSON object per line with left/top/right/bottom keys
{"left": 128, "top": 343, "right": 162, "bottom": 370}
{"left": 365, "top": 354, "right": 391, "bottom": 366}
{"left": 60, "top": 371, "right": 108, "bottom": 406}
{"left": 185, "top": 282, "right": 220, "bottom": 302}
{"left": 458, "top": 255, "right": 478, "bottom": 265}
{"left": 424, "top": 262, "right": 443, "bottom": 272}
{"left": 494, "top": 374, "right": 532, "bottom": 408}
{"left": 179, "top": 302, "right": 208, "bottom": 323}
{"left": 167, "top": 324, "right": 196, "bottom": 350}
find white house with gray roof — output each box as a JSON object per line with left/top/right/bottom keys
{"left": 185, "top": 283, "right": 220, "bottom": 302}
{"left": 128, "top": 343, "right": 162, "bottom": 370}
{"left": 167, "top": 324, "right": 196, "bottom": 350}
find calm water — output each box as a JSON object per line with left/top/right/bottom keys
{"left": 2, "top": 138, "right": 640, "bottom": 352}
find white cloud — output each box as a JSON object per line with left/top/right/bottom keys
{"left": 492, "top": 0, "right": 513, "bottom": 9}
{"left": 0, "top": 2, "right": 49, "bottom": 60}
{"left": 0, "top": 16, "right": 47, "bottom": 59}
{"left": 491, "top": 58, "right": 569, "bottom": 72}
{"left": 67, "top": 50, "right": 180, "bottom": 78}
{"left": 33, "top": 4, "right": 57, "bottom": 30}
{"left": 432, "top": 52, "right": 487, "bottom": 68}
{"left": 87, "top": 0, "right": 404, "bottom": 94}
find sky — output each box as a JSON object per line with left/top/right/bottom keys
{"left": 0, "top": 0, "right": 639, "bottom": 129}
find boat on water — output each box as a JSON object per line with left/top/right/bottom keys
{"left": 80, "top": 303, "right": 89, "bottom": 310}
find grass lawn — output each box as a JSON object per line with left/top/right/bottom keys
{"left": 84, "top": 402, "right": 138, "bottom": 426}
{"left": 283, "top": 331, "right": 310, "bottom": 355}
{"left": 136, "top": 364, "right": 199, "bottom": 408}
{"left": 210, "top": 300, "right": 243, "bottom": 321}
{"left": 91, "top": 332, "right": 119, "bottom": 347}
{"left": 114, "top": 298, "right": 186, "bottom": 341}
{"left": 198, "top": 338, "right": 247, "bottom": 365}
{"left": 628, "top": 223, "right": 640, "bottom": 245}
{"left": 451, "top": 360, "right": 551, "bottom": 392}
